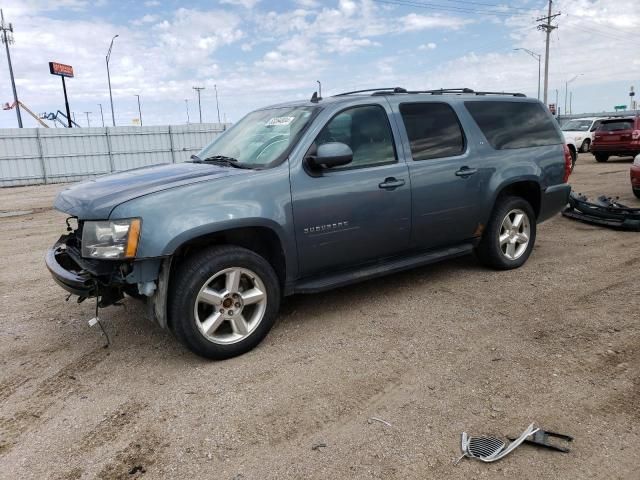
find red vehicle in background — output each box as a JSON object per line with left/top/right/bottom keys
{"left": 631, "top": 155, "right": 640, "bottom": 198}
{"left": 591, "top": 116, "right": 640, "bottom": 163}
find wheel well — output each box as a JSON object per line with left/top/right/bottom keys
{"left": 567, "top": 143, "right": 577, "bottom": 154}
{"left": 171, "top": 227, "right": 286, "bottom": 288}
{"left": 495, "top": 181, "right": 541, "bottom": 218}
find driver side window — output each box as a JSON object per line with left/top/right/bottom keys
{"left": 315, "top": 105, "right": 396, "bottom": 170}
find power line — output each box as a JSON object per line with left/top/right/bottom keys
{"left": 373, "top": 0, "right": 532, "bottom": 18}
{"left": 439, "top": 0, "right": 531, "bottom": 11}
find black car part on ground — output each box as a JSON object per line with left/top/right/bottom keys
{"left": 562, "top": 192, "right": 640, "bottom": 231}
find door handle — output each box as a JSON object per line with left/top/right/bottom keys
{"left": 378, "top": 177, "right": 405, "bottom": 189}
{"left": 455, "top": 166, "right": 478, "bottom": 178}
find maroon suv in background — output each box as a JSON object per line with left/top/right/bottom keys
{"left": 591, "top": 117, "right": 640, "bottom": 163}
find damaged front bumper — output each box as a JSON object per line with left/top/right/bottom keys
{"left": 45, "top": 233, "right": 166, "bottom": 314}
{"left": 562, "top": 192, "right": 640, "bottom": 231}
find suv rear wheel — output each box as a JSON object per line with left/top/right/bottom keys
{"left": 169, "top": 245, "right": 280, "bottom": 359}
{"left": 476, "top": 196, "right": 537, "bottom": 270}
{"left": 595, "top": 153, "right": 609, "bottom": 163}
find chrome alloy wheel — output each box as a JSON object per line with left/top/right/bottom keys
{"left": 499, "top": 209, "right": 531, "bottom": 260}
{"left": 194, "top": 267, "right": 267, "bottom": 345}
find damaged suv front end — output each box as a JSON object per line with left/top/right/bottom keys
{"left": 45, "top": 216, "right": 163, "bottom": 307}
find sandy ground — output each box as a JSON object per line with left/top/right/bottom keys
{"left": 0, "top": 153, "right": 638, "bottom": 480}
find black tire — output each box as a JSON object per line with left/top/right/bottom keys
{"left": 569, "top": 145, "right": 578, "bottom": 172}
{"left": 595, "top": 153, "right": 609, "bottom": 163}
{"left": 579, "top": 139, "right": 590, "bottom": 153}
{"left": 168, "top": 245, "right": 281, "bottom": 360}
{"left": 634, "top": 188, "right": 640, "bottom": 199}
{"left": 475, "top": 196, "right": 537, "bottom": 270}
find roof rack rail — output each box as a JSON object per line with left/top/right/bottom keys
{"left": 333, "top": 87, "right": 526, "bottom": 98}
{"left": 334, "top": 87, "right": 408, "bottom": 96}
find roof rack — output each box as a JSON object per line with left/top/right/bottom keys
{"left": 334, "top": 87, "right": 408, "bottom": 96}
{"left": 333, "top": 87, "right": 526, "bottom": 98}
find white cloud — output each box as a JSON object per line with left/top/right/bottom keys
{"left": 144, "top": 0, "right": 160, "bottom": 6}
{"left": 131, "top": 14, "right": 159, "bottom": 26}
{"left": 325, "top": 37, "right": 380, "bottom": 53}
{"left": 401, "top": 13, "right": 472, "bottom": 31}
{"left": 419, "top": 42, "right": 437, "bottom": 50}
{"left": 220, "top": 0, "right": 261, "bottom": 8}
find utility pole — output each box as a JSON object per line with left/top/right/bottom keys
{"left": 193, "top": 86, "right": 204, "bottom": 123}
{"left": 536, "top": 1, "right": 560, "bottom": 105}
{"left": 106, "top": 34, "right": 119, "bottom": 126}
{"left": 1, "top": 9, "right": 22, "bottom": 128}
{"left": 214, "top": 84, "right": 221, "bottom": 123}
{"left": 84, "top": 111, "right": 91, "bottom": 127}
{"left": 184, "top": 99, "right": 190, "bottom": 123}
{"left": 98, "top": 104, "right": 105, "bottom": 127}
{"left": 134, "top": 94, "right": 142, "bottom": 126}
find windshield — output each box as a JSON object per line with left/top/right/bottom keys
{"left": 561, "top": 120, "right": 592, "bottom": 131}
{"left": 196, "top": 106, "right": 317, "bottom": 168}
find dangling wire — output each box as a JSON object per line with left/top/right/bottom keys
{"left": 92, "top": 280, "right": 110, "bottom": 348}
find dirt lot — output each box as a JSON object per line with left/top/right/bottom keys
{"left": 0, "top": 153, "right": 638, "bottom": 479}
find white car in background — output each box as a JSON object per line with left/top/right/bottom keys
{"left": 561, "top": 117, "right": 606, "bottom": 153}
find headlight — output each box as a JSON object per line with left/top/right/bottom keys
{"left": 81, "top": 218, "right": 141, "bottom": 259}
{"left": 634, "top": 154, "right": 640, "bottom": 166}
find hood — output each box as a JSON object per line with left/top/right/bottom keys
{"left": 54, "top": 162, "right": 248, "bottom": 219}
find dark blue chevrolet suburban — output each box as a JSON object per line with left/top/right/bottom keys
{"left": 46, "top": 87, "right": 572, "bottom": 359}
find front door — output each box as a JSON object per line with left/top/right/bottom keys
{"left": 290, "top": 103, "right": 411, "bottom": 277}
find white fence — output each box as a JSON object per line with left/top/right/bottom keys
{"left": 0, "top": 123, "right": 230, "bottom": 187}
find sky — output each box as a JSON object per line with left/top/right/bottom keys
{"left": 0, "top": 0, "right": 638, "bottom": 128}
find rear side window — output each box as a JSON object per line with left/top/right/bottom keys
{"left": 465, "top": 101, "right": 561, "bottom": 150}
{"left": 598, "top": 120, "right": 633, "bottom": 131}
{"left": 399, "top": 103, "right": 465, "bottom": 160}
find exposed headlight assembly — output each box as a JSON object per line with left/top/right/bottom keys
{"left": 81, "top": 218, "right": 141, "bottom": 259}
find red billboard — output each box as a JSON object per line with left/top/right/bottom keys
{"left": 49, "top": 62, "right": 74, "bottom": 78}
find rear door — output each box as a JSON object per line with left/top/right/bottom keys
{"left": 394, "top": 101, "right": 484, "bottom": 249}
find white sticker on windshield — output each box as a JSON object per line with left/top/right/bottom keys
{"left": 266, "top": 116, "right": 295, "bottom": 126}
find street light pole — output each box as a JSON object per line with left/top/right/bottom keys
{"left": 98, "top": 104, "right": 105, "bottom": 127}
{"left": 1, "top": 9, "right": 22, "bottom": 128}
{"left": 564, "top": 74, "right": 582, "bottom": 118}
{"left": 106, "top": 34, "right": 118, "bottom": 127}
{"left": 193, "top": 86, "right": 204, "bottom": 123}
{"left": 184, "top": 99, "right": 190, "bottom": 124}
{"left": 214, "top": 84, "right": 221, "bottom": 123}
{"left": 84, "top": 111, "right": 91, "bottom": 128}
{"left": 514, "top": 48, "right": 541, "bottom": 101}
{"left": 134, "top": 94, "right": 142, "bottom": 126}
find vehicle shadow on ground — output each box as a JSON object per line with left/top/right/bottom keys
{"left": 279, "top": 254, "right": 482, "bottom": 320}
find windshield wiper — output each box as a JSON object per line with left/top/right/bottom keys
{"left": 189, "top": 154, "right": 250, "bottom": 169}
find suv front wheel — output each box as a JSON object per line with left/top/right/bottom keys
{"left": 476, "top": 196, "right": 537, "bottom": 270}
{"left": 169, "top": 245, "right": 281, "bottom": 359}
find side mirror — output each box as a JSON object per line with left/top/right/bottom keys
{"left": 306, "top": 142, "right": 353, "bottom": 169}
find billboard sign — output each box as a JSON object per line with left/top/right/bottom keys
{"left": 49, "top": 62, "right": 74, "bottom": 78}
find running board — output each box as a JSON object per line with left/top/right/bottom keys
{"left": 293, "top": 243, "right": 474, "bottom": 294}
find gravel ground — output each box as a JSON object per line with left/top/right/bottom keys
{"left": 0, "top": 153, "right": 638, "bottom": 479}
